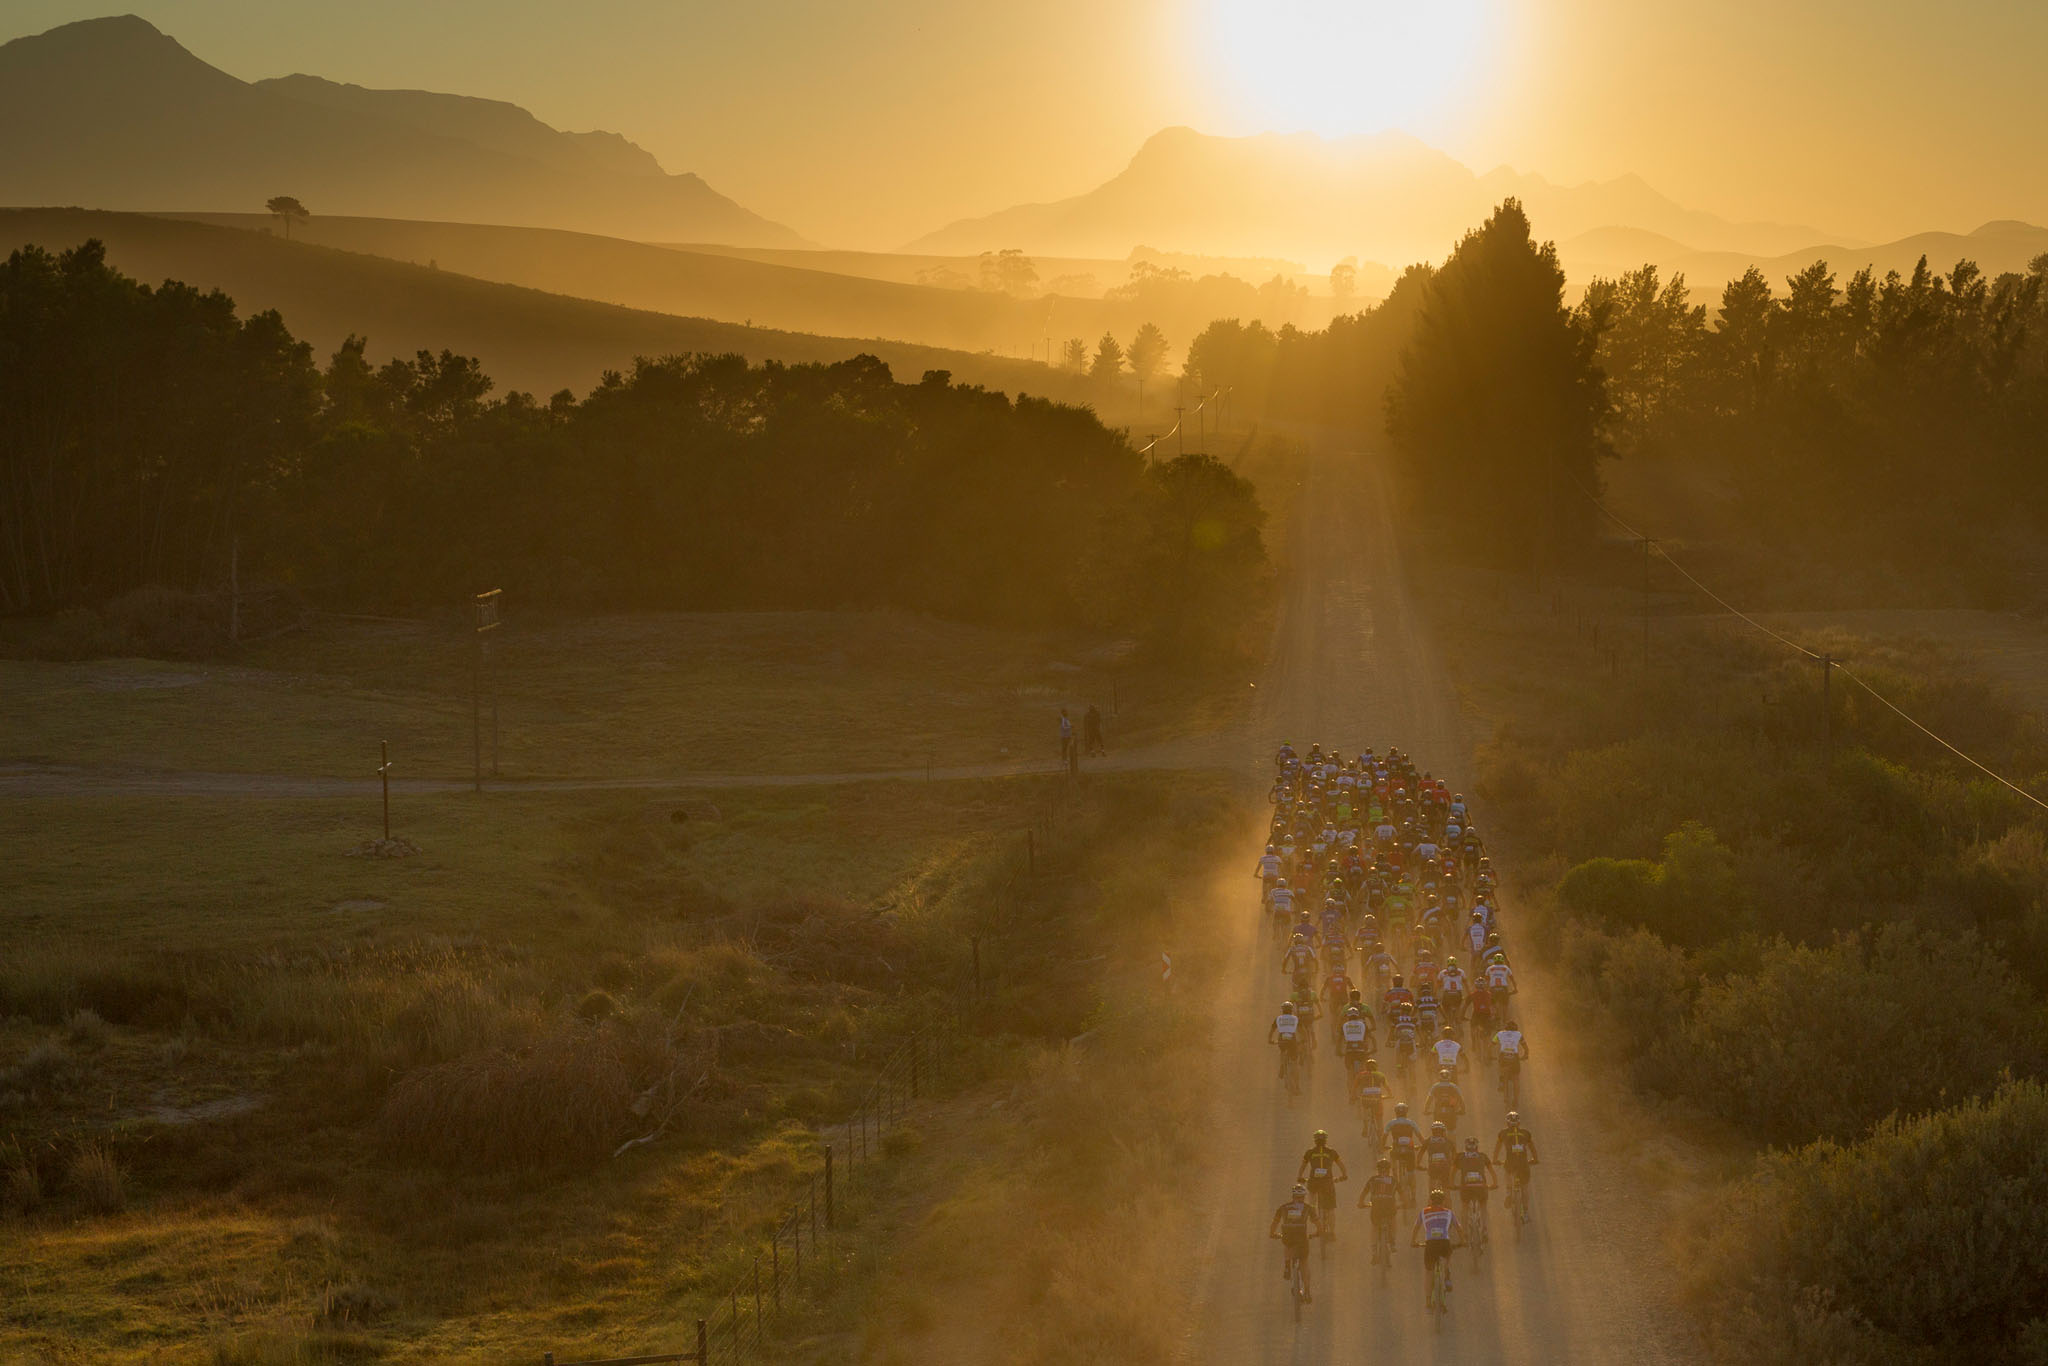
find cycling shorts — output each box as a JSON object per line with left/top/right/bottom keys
{"left": 1499, "top": 1055, "right": 1522, "bottom": 1078}
{"left": 1281, "top": 1229, "right": 1310, "bottom": 1257}
{"left": 1424, "top": 1238, "right": 1454, "bottom": 1268}
{"left": 1505, "top": 1153, "right": 1532, "bottom": 1181}
{"left": 1458, "top": 1180, "right": 1489, "bottom": 1203}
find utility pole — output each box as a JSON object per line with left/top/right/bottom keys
{"left": 472, "top": 589, "right": 502, "bottom": 793}
{"left": 1175, "top": 405, "right": 1185, "bottom": 459}
{"left": 1821, "top": 654, "right": 1834, "bottom": 761}
{"left": 1640, "top": 538, "right": 1654, "bottom": 670}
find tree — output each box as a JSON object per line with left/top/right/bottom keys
{"left": 266, "top": 196, "right": 309, "bottom": 240}
{"left": 978, "top": 248, "right": 1039, "bottom": 296}
{"left": 1127, "top": 322, "right": 1168, "bottom": 416}
{"left": 1330, "top": 259, "right": 1357, "bottom": 304}
{"left": 1384, "top": 199, "right": 1608, "bottom": 567}
{"left": 1061, "top": 337, "right": 1089, "bottom": 373}
{"left": 1090, "top": 331, "right": 1126, "bottom": 388}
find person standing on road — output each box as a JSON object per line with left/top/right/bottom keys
{"left": 1058, "top": 708, "right": 1074, "bottom": 764}
{"left": 1083, "top": 703, "right": 1106, "bottom": 756}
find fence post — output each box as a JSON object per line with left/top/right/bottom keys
{"left": 825, "top": 1144, "right": 835, "bottom": 1228}
{"left": 696, "top": 1319, "right": 707, "bottom": 1364}
{"left": 730, "top": 1290, "right": 740, "bottom": 1358}
{"left": 772, "top": 1233, "right": 782, "bottom": 1313}
{"left": 752, "top": 1258, "right": 763, "bottom": 1345}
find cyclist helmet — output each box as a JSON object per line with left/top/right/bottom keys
{"left": 1442, "top": 1025, "right": 1456, "bottom": 1037}
{"left": 1377, "top": 1157, "right": 1391, "bottom": 1171}
{"left": 1276, "top": 877, "right": 1288, "bottom": 887}
{"left": 1394, "top": 1102, "right": 1409, "bottom": 1116}
{"left": 1507, "top": 1020, "right": 1520, "bottom": 1031}
{"left": 1265, "top": 843, "right": 1276, "bottom": 854}
{"left": 1292, "top": 1182, "right": 1309, "bottom": 1197}
{"left": 1507, "top": 1111, "right": 1520, "bottom": 1123}
{"left": 1281, "top": 1000, "right": 1296, "bottom": 1012}
{"left": 1313, "top": 1129, "right": 1328, "bottom": 1144}
{"left": 1391, "top": 975, "right": 1405, "bottom": 988}
{"left": 1464, "top": 1137, "right": 1479, "bottom": 1150}
{"left": 1430, "top": 1188, "right": 1448, "bottom": 1202}
{"left": 1431, "top": 1121, "right": 1447, "bottom": 1133}
{"left": 1438, "top": 1069, "right": 1452, "bottom": 1081}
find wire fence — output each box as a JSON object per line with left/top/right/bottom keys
{"left": 538, "top": 1027, "right": 947, "bottom": 1366}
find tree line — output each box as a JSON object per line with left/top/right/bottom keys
{"left": 0, "top": 240, "right": 1269, "bottom": 662}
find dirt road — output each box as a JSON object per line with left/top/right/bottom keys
{"left": 1183, "top": 447, "right": 1698, "bottom": 1363}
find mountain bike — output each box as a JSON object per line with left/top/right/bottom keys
{"left": 1281, "top": 1245, "right": 1310, "bottom": 1321}
{"left": 1426, "top": 1252, "right": 1451, "bottom": 1328}
{"left": 1507, "top": 1163, "right": 1535, "bottom": 1233}
{"left": 1371, "top": 1214, "right": 1396, "bottom": 1274}
{"left": 1499, "top": 1055, "right": 1521, "bottom": 1109}
{"left": 1460, "top": 1190, "right": 1489, "bottom": 1259}
{"left": 1280, "top": 1046, "right": 1303, "bottom": 1101}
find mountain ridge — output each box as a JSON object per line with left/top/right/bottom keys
{"left": 0, "top": 15, "right": 806, "bottom": 248}
{"left": 906, "top": 125, "right": 1847, "bottom": 266}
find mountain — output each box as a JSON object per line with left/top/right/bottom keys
{"left": 0, "top": 15, "right": 804, "bottom": 247}
{"left": 906, "top": 126, "right": 1843, "bottom": 267}
{"left": 0, "top": 209, "right": 1082, "bottom": 400}
{"left": 1558, "top": 219, "right": 2048, "bottom": 300}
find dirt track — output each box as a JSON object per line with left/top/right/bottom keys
{"left": 1182, "top": 446, "right": 1699, "bottom": 1363}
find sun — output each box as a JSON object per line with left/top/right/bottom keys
{"left": 1201, "top": 0, "right": 1491, "bottom": 139}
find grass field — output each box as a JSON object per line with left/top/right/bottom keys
{"left": 0, "top": 757, "right": 1244, "bottom": 1364}
{"left": 1, "top": 609, "right": 1247, "bottom": 781}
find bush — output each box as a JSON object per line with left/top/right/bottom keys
{"left": 0, "top": 1039, "right": 81, "bottom": 1099}
{"left": 3, "top": 1162, "right": 41, "bottom": 1216}
{"left": 1655, "top": 925, "right": 2042, "bottom": 1145}
{"left": 1559, "top": 823, "right": 1748, "bottom": 947}
{"left": 1696, "top": 1080, "right": 2048, "bottom": 1365}
{"left": 377, "top": 1019, "right": 665, "bottom": 1169}
{"left": 65, "top": 1008, "right": 109, "bottom": 1048}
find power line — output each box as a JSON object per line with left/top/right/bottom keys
{"left": 1561, "top": 467, "right": 2048, "bottom": 814}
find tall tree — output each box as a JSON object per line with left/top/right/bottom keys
{"left": 1090, "top": 332, "right": 1126, "bottom": 389}
{"left": 1385, "top": 199, "right": 1608, "bottom": 567}
{"left": 265, "top": 195, "right": 309, "bottom": 240}
{"left": 1330, "top": 260, "right": 1358, "bottom": 304}
{"left": 978, "top": 248, "right": 1039, "bottom": 296}
{"left": 1062, "top": 336, "right": 1089, "bottom": 373}
{"left": 1127, "top": 322, "right": 1168, "bottom": 416}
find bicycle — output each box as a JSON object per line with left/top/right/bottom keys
{"left": 1460, "top": 1190, "right": 1490, "bottom": 1258}
{"left": 1426, "top": 1253, "right": 1451, "bottom": 1328}
{"left": 1499, "top": 1057, "right": 1521, "bottom": 1109}
{"left": 1276, "top": 1243, "right": 1309, "bottom": 1321}
{"left": 1280, "top": 1047, "right": 1303, "bottom": 1101}
{"left": 1507, "top": 1163, "right": 1536, "bottom": 1233}
{"left": 1371, "top": 1214, "right": 1396, "bottom": 1273}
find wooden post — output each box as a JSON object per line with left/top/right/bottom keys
{"left": 695, "top": 1319, "right": 707, "bottom": 1363}
{"left": 379, "top": 741, "right": 391, "bottom": 842}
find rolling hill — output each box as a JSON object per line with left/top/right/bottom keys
{"left": 0, "top": 15, "right": 802, "bottom": 247}
{"left": 909, "top": 126, "right": 1844, "bottom": 267}
{"left": 0, "top": 209, "right": 1089, "bottom": 401}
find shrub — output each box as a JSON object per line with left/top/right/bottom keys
{"left": 377, "top": 1020, "right": 660, "bottom": 1169}
{"left": 1656, "top": 925, "right": 2042, "bottom": 1145}
{"left": 0, "top": 1039, "right": 80, "bottom": 1099}
{"left": 65, "top": 1008, "right": 109, "bottom": 1049}
{"left": 3, "top": 1162, "right": 41, "bottom": 1216}
{"left": 68, "top": 1141, "right": 125, "bottom": 1212}
{"left": 1695, "top": 1080, "right": 2048, "bottom": 1366}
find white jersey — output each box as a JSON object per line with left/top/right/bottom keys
{"left": 1342, "top": 1017, "right": 1370, "bottom": 1045}
{"left": 1468, "top": 921, "right": 1487, "bottom": 955}
{"left": 1258, "top": 854, "right": 1282, "bottom": 879}
{"left": 1275, "top": 1012, "right": 1300, "bottom": 1040}
{"left": 1494, "top": 1028, "right": 1524, "bottom": 1057}
{"left": 1435, "top": 1037, "right": 1463, "bottom": 1069}
{"left": 1417, "top": 841, "right": 1439, "bottom": 863}
{"left": 1269, "top": 888, "right": 1294, "bottom": 914}
{"left": 1486, "top": 961, "right": 1515, "bottom": 991}
{"left": 1438, "top": 966, "right": 1467, "bottom": 996}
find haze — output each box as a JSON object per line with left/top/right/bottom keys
{"left": 6, "top": 0, "right": 2047, "bottom": 247}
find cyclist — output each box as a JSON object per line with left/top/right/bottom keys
{"left": 1453, "top": 1137, "right": 1497, "bottom": 1245}
{"left": 1467, "top": 979, "right": 1497, "bottom": 1044}
{"left": 1268, "top": 1000, "right": 1302, "bottom": 1080}
{"left": 1382, "top": 1101, "right": 1423, "bottom": 1201}
{"left": 1268, "top": 1181, "right": 1322, "bottom": 1302}
{"left": 1381, "top": 973, "right": 1414, "bottom": 1017}
{"left": 1339, "top": 1003, "right": 1373, "bottom": 1071}
{"left": 1494, "top": 1110, "right": 1540, "bottom": 1221}
{"left": 1412, "top": 1189, "right": 1464, "bottom": 1300}
{"left": 1466, "top": 910, "right": 1487, "bottom": 958}
{"left": 1282, "top": 933, "right": 1318, "bottom": 994}
{"left": 1357, "top": 1156, "right": 1401, "bottom": 1265}
{"left": 1494, "top": 1019, "right": 1527, "bottom": 1100}
{"left": 1426, "top": 1067, "right": 1467, "bottom": 1134}
{"left": 1298, "top": 1130, "right": 1349, "bottom": 1240}
{"left": 1433, "top": 1024, "right": 1464, "bottom": 1076}
{"left": 1352, "top": 1055, "right": 1389, "bottom": 1139}
{"left": 1438, "top": 955, "right": 1468, "bottom": 1006}
{"left": 1256, "top": 845, "right": 1282, "bottom": 895}
{"left": 1421, "top": 1120, "right": 1457, "bottom": 1196}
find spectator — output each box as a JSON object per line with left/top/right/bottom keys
{"left": 1084, "top": 703, "right": 1106, "bottom": 756}
{"left": 1058, "top": 708, "right": 1074, "bottom": 764}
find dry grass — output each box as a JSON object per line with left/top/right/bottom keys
{"left": 66, "top": 1141, "right": 125, "bottom": 1213}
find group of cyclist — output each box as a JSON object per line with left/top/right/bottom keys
{"left": 1259, "top": 741, "right": 1541, "bottom": 1314}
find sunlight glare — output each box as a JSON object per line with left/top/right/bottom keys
{"left": 1202, "top": 0, "right": 1490, "bottom": 138}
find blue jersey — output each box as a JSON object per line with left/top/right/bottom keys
{"left": 1420, "top": 1207, "right": 1456, "bottom": 1241}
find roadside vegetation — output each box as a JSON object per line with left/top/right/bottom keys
{"left": 1425, "top": 561, "right": 2048, "bottom": 1365}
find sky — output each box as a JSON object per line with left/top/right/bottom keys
{"left": 6, "top": 0, "right": 2047, "bottom": 249}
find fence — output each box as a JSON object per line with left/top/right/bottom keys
{"left": 541, "top": 1027, "right": 945, "bottom": 1366}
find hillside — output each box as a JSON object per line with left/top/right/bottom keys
{"left": 158, "top": 212, "right": 1343, "bottom": 366}
{"left": 0, "top": 15, "right": 801, "bottom": 247}
{"left": 0, "top": 209, "right": 1086, "bottom": 400}
{"left": 909, "top": 125, "right": 1841, "bottom": 266}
